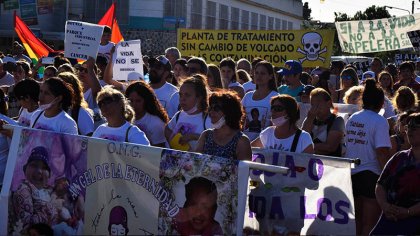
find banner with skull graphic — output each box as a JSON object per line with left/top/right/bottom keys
{"left": 177, "top": 29, "right": 335, "bottom": 68}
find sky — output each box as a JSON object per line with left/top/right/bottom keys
{"left": 305, "top": 0, "right": 418, "bottom": 22}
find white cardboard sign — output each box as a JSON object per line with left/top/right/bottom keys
{"left": 64, "top": 20, "right": 104, "bottom": 60}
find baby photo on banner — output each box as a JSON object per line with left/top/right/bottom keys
{"left": 158, "top": 149, "right": 238, "bottom": 235}
{"left": 6, "top": 128, "right": 87, "bottom": 235}
{"left": 244, "top": 149, "right": 356, "bottom": 235}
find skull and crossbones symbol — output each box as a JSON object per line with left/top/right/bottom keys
{"left": 297, "top": 32, "right": 327, "bottom": 63}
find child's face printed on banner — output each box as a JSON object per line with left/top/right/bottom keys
{"left": 25, "top": 160, "right": 50, "bottom": 188}
{"left": 127, "top": 92, "right": 144, "bottom": 115}
{"left": 110, "top": 224, "right": 126, "bottom": 236}
{"left": 179, "top": 83, "right": 197, "bottom": 111}
{"left": 254, "top": 65, "right": 271, "bottom": 86}
{"left": 185, "top": 187, "right": 217, "bottom": 232}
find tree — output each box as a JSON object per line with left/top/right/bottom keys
{"left": 303, "top": 2, "right": 312, "bottom": 21}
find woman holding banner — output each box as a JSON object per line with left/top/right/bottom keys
{"left": 196, "top": 90, "right": 252, "bottom": 160}
{"left": 251, "top": 94, "right": 314, "bottom": 154}
{"left": 371, "top": 112, "right": 420, "bottom": 235}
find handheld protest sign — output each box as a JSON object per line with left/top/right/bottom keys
{"left": 64, "top": 20, "right": 104, "bottom": 60}
{"left": 112, "top": 40, "right": 144, "bottom": 81}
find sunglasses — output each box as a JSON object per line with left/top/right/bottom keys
{"left": 78, "top": 67, "right": 88, "bottom": 73}
{"left": 98, "top": 96, "right": 116, "bottom": 108}
{"left": 341, "top": 75, "right": 353, "bottom": 80}
{"left": 271, "top": 105, "right": 285, "bottom": 112}
{"left": 209, "top": 104, "right": 223, "bottom": 112}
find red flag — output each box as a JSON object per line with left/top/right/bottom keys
{"left": 98, "top": 2, "right": 124, "bottom": 43}
{"left": 14, "top": 12, "right": 54, "bottom": 62}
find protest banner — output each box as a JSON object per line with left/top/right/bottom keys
{"left": 112, "top": 40, "right": 144, "bottom": 81}
{"left": 64, "top": 20, "right": 104, "bottom": 60}
{"left": 177, "top": 29, "right": 335, "bottom": 68}
{"left": 407, "top": 30, "right": 420, "bottom": 52}
{"left": 243, "top": 149, "right": 355, "bottom": 235}
{"left": 395, "top": 52, "right": 419, "bottom": 65}
{"left": 336, "top": 13, "right": 420, "bottom": 54}
{"left": 0, "top": 127, "right": 239, "bottom": 235}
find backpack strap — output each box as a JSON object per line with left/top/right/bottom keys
{"left": 290, "top": 129, "right": 302, "bottom": 152}
{"left": 31, "top": 110, "right": 44, "bottom": 128}
{"left": 125, "top": 125, "right": 133, "bottom": 142}
{"left": 174, "top": 111, "right": 181, "bottom": 123}
{"left": 203, "top": 112, "right": 209, "bottom": 130}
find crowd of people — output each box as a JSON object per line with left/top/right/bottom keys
{"left": 0, "top": 29, "right": 420, "bottom": 234}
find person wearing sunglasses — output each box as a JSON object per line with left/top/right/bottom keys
{"left": 251, "top": 94, "right": 314, "bottom": 154}
{"left": 196, "top": 90, "right": 251, "bottom": 161}
{"left": 92, "top": 87, "right": 149, "bottom": 145}
{"left": 371, "top": 112, "right": 420, "bottom": 235}
{"left": 242, "top": 60, "right": 279, "bottom": 141}
{"left": 329, "top": 67, "right": 359, "bottom": 103}
{"left": 302, "top": 88, "right": 344, "bottom": 157}
{"left": 345, "top": 78, "right": 391, "bottom": 235}
{"left": 30, "top": 78, "right": 78, "bottom": 135}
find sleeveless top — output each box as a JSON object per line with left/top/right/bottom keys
{"left": 203, "top": 130, "right": 243, "bottom": 160}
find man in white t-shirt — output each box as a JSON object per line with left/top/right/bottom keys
{"left": 0, "top": 57, "right": 15, "bottom": 86}
{"left": 97, "top": 26, "right": 115, "bottom": 62}
{"left": 148, "top": 55, "right": 179, "bottom": 117}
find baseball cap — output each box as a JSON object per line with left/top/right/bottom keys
{"left": 148, "top": 55, "right": 172, "bottom": 71}
{"left": 298, "top": 85, "right": 316, "bottom": 96}
{"left": 277, "top": 60, "right": 302, "bottom": 75}
{"left": 1, "top": 56, "right": 16, "bottom": 64}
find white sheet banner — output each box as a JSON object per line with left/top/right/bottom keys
{"left": 64, "top": 20, "right": 104, "bottom": 60}
{"left": 335, "top": 13, "right": 420, "bottom": 54}
{"left": 243, "top": 149, "right": 356, "bottom": 235}
{"left": 112, "top": 40, "right": 144, "bottom": 81}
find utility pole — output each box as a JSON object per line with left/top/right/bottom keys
{"left": 413, "top": 0, "right": 415, "bottom": 14}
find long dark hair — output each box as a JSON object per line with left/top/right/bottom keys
{"left": 362, "top": 78, "right": 384, "bottom": 111}
{"left": 125, "top": 81, "right": 169, "bottom": 123}
{"left": 44, "top": 77, "right": 74, "bottom": 111}
{"left": 255, "top": 61, "right": 277, "bottom": 91}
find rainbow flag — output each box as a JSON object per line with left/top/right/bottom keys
{"left": 14, "top": 12, "right": 54, "bottom": 63}
{"left": 98, "top": 2, "right": 124, "bottom": 43}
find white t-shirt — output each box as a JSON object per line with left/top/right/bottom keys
{"left": 0, "top": 114, "right": 17, "bottom": 184}
{"left": 84, "top": 89, "right": 96, "bottom": 111}
{"left": 259, "top": 126, "right": 313, "bottom": 153}
{"left": 18, "top": 108, "right": 38, "bottom": 127}
{"left": 167, "top": 91, "right": 180, "bottom": 118}
{"left": 243, "top": 81, "right": 256, "bottom": 93}
{"left": 383, "top": 95, "right": 395, "bottom": 119}
{"left": 68, "top": 107, "right": 94, "bottom": 136}
{"left": 98, "top": 42, "right": 115, "bottom": 61}
{"left": 345, "top": 109, "right": 391, "bottom": 175}
{"left": 92, "top": 121, "right": 150, "bottom": 145}
{"left": 0, "top": 72, "right": 14, "bottom": 86}
{"left": 134, "top": 112, "right": 166, "bottom": 146}
{"left": 153, "top": 82, "right": 178, "bottom": 115}
{"left": 167, "top": 111, "right": 211, "bottom": 151}
{"left": 241, "top": 90, "right": 279, "bottom": 141}
{"left": 30, "top": 110, "right": 78, "bottom": 135}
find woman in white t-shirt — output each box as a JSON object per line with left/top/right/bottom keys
{"left": 345, "top": 78, "right": 391, "bottom": 235}
{"left": 58, "top": 72, "right": 94, "bottom": 136}
{"left": 242, "top": 60, "right": 279, "bottom": 141}
{"left": 220, "top": 58, "right": 245, "bottom": 98}
{"left": 92, "top": 87, "right": 149, "bottom": 145}
{"left": 14, "top": 79, "right": 40, "bottom": 127}
{"left": 165, "top": 75, "right": 211, "bottom": 151}
{"left": 251, "top": 94, "right": 314, "bottom": 154}
{"left": 125, "top": 81, "right": 169, "bottom": 147}
{"left": 30, "top": 78, "right": 78, "bottom": 135}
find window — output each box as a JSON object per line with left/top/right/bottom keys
{"left": 268, "top": 17, "right": 274, "bottom": 30}
{"left": 191, "top": 0, "right": 203, "bottom": 29}
{"left": 231, "top": 7, "right": 239, "bottom": 30}
{"left": 241, "top": 10, "right": 249, "bottom": 30}
{"left": 83, "top": 0, "right": 129, "bottom": 25}
{"left": 275, "top": 18, "right": 281, "bottom": 30}
{"left": 206, "top": 1, "right": 216, "bottom": 29}
{"left": 282, "top": 20, "right": 287, "bottom": 30}
{"left": 259, "top": 15, "right": 266, "bottom": 30}
{"left": 219, "top": 4, "right": 228, "bottom": 29}
{"left": 164, "top": 0, "right": 187, "bottom": 18}
{"left": 288, "top": 22, "right": 293, "bottom": 30}
{"left": 251, "top": 12, "right": 258, "bottom": 29}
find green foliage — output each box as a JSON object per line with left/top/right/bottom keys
{"left": 303, "top": 2, "right": 312, "bottom": 21}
